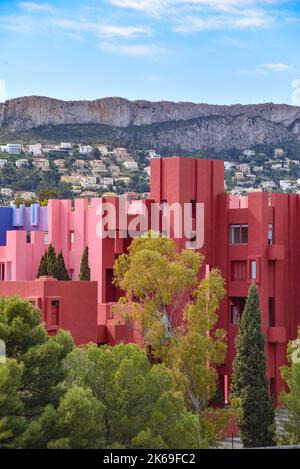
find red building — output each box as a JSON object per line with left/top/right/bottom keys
{"left": 0, "top": 156, "right": 298, "bottom": 404}
{"left": 151, "top": 157, "right": 299, "bottom": 403}
{"left": 0, "top": 276, "right": 98, "bottom": 346}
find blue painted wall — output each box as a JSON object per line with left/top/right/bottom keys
{"left": 0, "top": 207, "right": 14, "bottom": 246}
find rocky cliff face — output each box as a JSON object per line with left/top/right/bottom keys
{"left": 1, "top": 96, "right": 300, "bottom": 152}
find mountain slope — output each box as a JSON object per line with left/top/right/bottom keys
{"left": 1, "top": 96, "right": 300, "bottom": 153}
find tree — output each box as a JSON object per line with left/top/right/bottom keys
{"left": 56, "top": 251, "right": 70, "bottom": 281}
{"left": 0, "top": 359, "right": 24, "bottom": 448}
{"left": 113, "top": 234, "right": 228, "bottom": 444}
{"left": 37, "top": 254, "right": 47, "bottom": 277}
{"left": 37, "top": 189, "right": 58, "bottom": 204}
{"left": 79, "top": 246, "right": 90, "bottom": 281}
{"left": 37, "top": 244, "right": 57, "bottom": 278}
{"left": 0, "top": 296, "right": 73, "bottom": 416}
{"left": 62, "top": 343, "right": 202, "bottom": 449}
{"left": 164, "top": 270, "right": 227, "bottom": 417}
{"left": 230, "top": 283, "right": 275, "bottom": 447}
{"left": 46, "top": 244, "right": 58, "bottom": 277}
{"left": 20, "top": 386, "right": 105, "bottom": 449}
{"left": 113, "top": 233, "right": 202, "bottom": 353}
{"left": 279, "top": 327, "right": 300, "bottom": 445}
{"left": 36, "top": 245, "right": 69, "bottom": 281}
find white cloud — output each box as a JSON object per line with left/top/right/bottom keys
{"left": 54, "top": 19, "right": 151, "bottom": 39}
{"left": 257, "top": 62, "right": 292, "bottom": 73}
{"left": 108, "top": 0, "right": 285, "bottom": 32}
{"left": 174, "top": 9, "right": 273, "bottom": 32}
{"left": 108, "top": 0, "right": 281, "bottom": 13}
{"left": 0, "top": 15, "right": 34, "bottom": 33}
{"left": 18, "top": 2, "right": 54, "bottom": 13}
{"left": 99, "top": 42, "right": 168, "bottom": 57}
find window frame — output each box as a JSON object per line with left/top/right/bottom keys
{"left": 229, "top": 224, "right": 248, "bottom": 245}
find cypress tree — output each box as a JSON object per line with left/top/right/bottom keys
{"left": 46, "top": 244, "right": 57, "bottom": 277}
{"left": 79, "top": 247, "right": 90, "bottom": 280}
{"left": 56, "top": 251, "right": 70, "bottom": 281}
{"left": 37, "top": 244, "right": 60, "bottom": 280}
{"left": 230, "top": 282, "right": 275, "bottom": 447}
{"left": 37, "top": 254, "right": 47, "bottom": 278}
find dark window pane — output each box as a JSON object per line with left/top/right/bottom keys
{"left": 230, "top": 225, "right": 240, "bottom": 244}
{"left": 241, "top": 225, "right": 248, "bottom": 243}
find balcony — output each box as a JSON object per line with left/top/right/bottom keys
{"left": 267, "top": 327, "right": 286, "bottom": 343}
{"left": 267, "top": 244, "right": 285, "bottom": 261}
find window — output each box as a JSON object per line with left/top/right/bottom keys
{"left": 268, "top": 224, "right": 274, "bottom": 245}
{"left": 241, "top": 225, "right": 248, "bottom": 243}
{"left": 251, "top": 260, "right": 257, "bottom": 280}
{"left": 69, "top": 230, "right": 75, "bottom": 250}
{"left": 44, "top": 231, "right": 49, "bottom": 244}
{"left": 229, "top": 224, "right": 248, "bottom": 244}
{"left": 51, "top": 300, "right": 60, "bottom": 327}
{"left": 106, "top": 269, "right": 116, "bottom": 302}
{"left": 269, "top": 298, "right": 275, "bottom": 327}
{"left": 231, "top": 261, "right": 247, "bottom": 281}
{"left": 26, "top": 231, "right": 31, "bottom": 243}
{"left": 230, "top": 305, "right": 239, "bottom": 324}
{"left": 0, "top": 263, "right": 5, "bottom": 281}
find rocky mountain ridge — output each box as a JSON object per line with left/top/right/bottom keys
{"left": 1, "top": 96, "right": 300, "bottom": 153}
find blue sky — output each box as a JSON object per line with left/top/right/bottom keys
{"left": 0, "top": 0, "right": 300, "bottom": 104}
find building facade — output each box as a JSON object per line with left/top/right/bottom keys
{"left": 0, "top": 276, "right": 98, "bottom": 345}
{"left": 0, "top": 156, "right": 299, "bottom": 403}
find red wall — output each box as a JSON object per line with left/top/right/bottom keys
{"left": 0, "top": 277, "right": 98, "bottom": 345}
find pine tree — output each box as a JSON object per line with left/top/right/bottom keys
{"left": 230, "top": 283, "right": 275, "bottom": 447}
{"left": 79, "top": 247, "right": 90, "bottom": 281}
{"left": 56, "top": 251, "right": 70, "bottom": 281}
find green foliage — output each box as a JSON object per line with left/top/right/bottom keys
{"left": 37, "top": 245, "right": 69, "bottom": 280}
{"left": 113, "top": 234, "right": 202, "bottom": 350}
{"left": 56, "top": 251, "right": 70, "bottom": 280}
{"left": 279, "top": 327, "right": 300, "bottom": 445}
{"left": 0, "top": 359, "right": 25, "bottom": 448}
{"left": 0, "top": 296, "right": 73, "bottom": 419}
{"left": 20, "top": 386, "right": 105, "bottom": 449}
{"left": 46, "top": 244, "right": 58, "bottom": 277}
{"left": 0, "top": 296, "right": 47, "bottom": 359}
{"left": 79, "top": 246, "right": 90, "bottom": 281}
{"left": 113, "top": 234, "right": 228, "bottom": 444}
{"left": 37, "top": 254, "right": 47, "bottom": 277}
{"left": 164, "top": 269, "right": 227, "bottom": 417}
{"left": 0, "top": 287, "right": 228, "bottom": 449}
{"left": 62, "top": 343, "right": 202, "bottom": 449}
{"left": 230, "top": 283, "right": 275, "bottom": 448}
